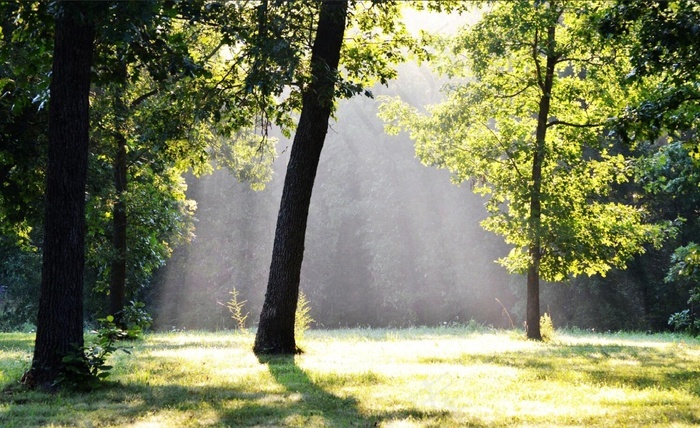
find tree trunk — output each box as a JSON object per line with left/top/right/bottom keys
{"left": 254, "top": 1, "right": 348, "bottom": 354}
{"left": 109, "top": 133, "right": 128, "bottom": 327}
{"left": 526, "top": 22, "right": 557, "bottom": 340}
{"left": 108, "top": 59, "right": 129, "bottom": 326}
{"left": 28, "top": 3, "right": 95, "bottom": 389}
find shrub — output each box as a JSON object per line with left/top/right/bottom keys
{"left": 540, "top": 313, "right": 555, "bottom": 342}
{"left": 225, "top": 287, "right": 249, "bottom": 332}
{"left": 121, "top": 300, "right": 152, "bottom": 339}
{"left": 668, "top": 309, "right": 699, "bottom": 336}
{"left": 57, "top": 315, "right": 131, "bottom": 390}
{"left": 295, "top": 291, "right": 314, "bottom": 341}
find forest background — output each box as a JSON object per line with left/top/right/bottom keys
{"left": 1, "top": 0, "right": 698, "bottom": 339}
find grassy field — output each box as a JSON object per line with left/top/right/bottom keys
{"left": 1, "top": 327, "right": 699, "bottom": 427}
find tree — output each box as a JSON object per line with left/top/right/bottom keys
{"left": 89, "top": 13, "right": 208, "bottom": 326}
{"left": 250, "top": 0, "right": 416, "bottom": 353}
{"left": 380, "top": 1, "right": 663, "bottom": 339}
{"left": 86, "top": 0, "right": 279, "bottom": 325}
{"left": 254, "top": 0, "right": 349, "bottom": 354}
{"left": 26, "top": 1, "right": 99, "bottom": 388}
{"left": 0, "top": 1, "right": 205, "bottom": 332}
{"left": 0, "top": 4, "right": 52, "bottom": 331}
{"left": 0, "top": 0, "right": 283, "bottom": 335}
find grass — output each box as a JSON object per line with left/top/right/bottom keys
{"left": 1, "top": 327, "right": 699, "bottom": 427}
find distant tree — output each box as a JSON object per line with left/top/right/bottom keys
{"left": 380, "top": 1, "right": 665, "bottom": 339}
{"left": 88, "top": 3, "right": 210, "bottom": 326}
{"left": 26, "top": 1, "right": 100, "bottom": 389}
{"left": 0, "top": 4, "right": 51, "bottom": 330}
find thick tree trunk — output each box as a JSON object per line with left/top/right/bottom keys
{"left": 254, "top": 1, "right": 348, "bottom": 354}
{"left": 526, "top": 23, "right": 557, "bottom": 340}
{"left": 28, "top": 3, "right": 95, "bottom": 388}
{"left": 109, "top": 133, "right": 128, "bottom": 326}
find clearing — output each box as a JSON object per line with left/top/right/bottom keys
{"left": 1, "top": 327, "right": 699, "bottom": 427}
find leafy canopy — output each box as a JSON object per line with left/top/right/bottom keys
{"left": 380, "top": 0, "right": 664, "bottom": 281}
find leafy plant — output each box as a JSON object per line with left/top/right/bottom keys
{"left": 539, "top": 313, "right": 555, "bottom": 342}
{"left": 225, "top": 287, "right": 249, "bottom": 332}
{"left": 665, "top": 243, "right": 700, "bottom": 336}
{"left": 121, "top": 300, "right": 152, "bottom": 339}
{"left": 668, "top": 309, "right": 699, "bottom": 336}
{"left": 295, "top": 291, "right": 314, "bottom": 341}
{"left": 56, "top": 315, "right": 130, "bottom": 391}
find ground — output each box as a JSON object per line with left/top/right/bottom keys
{"left": 1, "top": 327, "right": 699, "bottom": 427}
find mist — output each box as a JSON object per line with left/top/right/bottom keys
{"left": 150, "top": 55, "right": 521, "bottom": 331}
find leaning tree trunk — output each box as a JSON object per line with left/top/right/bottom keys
{"left": 526, "top": 23, "right": 557, "bottom": 341}
{"left": 28, "top": 2, "right": 95, "bottom": 389}
{"left": 254, "top": 0, "right": 348, "bottom": 354}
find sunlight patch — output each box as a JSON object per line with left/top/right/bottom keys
{"left": 381, "top": 419, "right": 423, "bottom": 428}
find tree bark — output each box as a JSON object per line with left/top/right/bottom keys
{"left": 254, "top": 1, "right": 348, "bottom": 354}
{"left": 109, "top": 132, "right": 128, "bottom": 326}
{"left": 28, "top": 2, "right": 96, "bottom": 388}
{"left": 527, "top": 22, "right": 557, "bottom": 340}
{"left": 109, "top": 58, "right": 129, "bottom": 326}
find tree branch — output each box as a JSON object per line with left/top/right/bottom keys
{"left": 495, "top": 81, "right": 536, "bottom": 99}
{"left": 130, "top": 89, "right": 158, "bottom": 109}
{"left": 481, "top": 122, "right": 526, "bottom": 180}
{"left": 546, "top": 119, "right": 604, "bottom": 129}
{"left": 532, "top": 28, "right": 544, "bottom": 92}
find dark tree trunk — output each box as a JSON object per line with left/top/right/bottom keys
{"left": 109, "top": 133, "right": 128, "bottom": 326}
{"left": 28, "top": 3, "right": 95, "bottom": 388}
{"left": 527, "top": 23, "right": 557, "bottom": 340}
{"left": 108, "top": 59, "right": 129, "bottom": 326}
{"left": 254, "top": 1, "right": 348, "bottom": 354}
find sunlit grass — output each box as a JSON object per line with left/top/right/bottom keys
{"left": 1, "top": 327, "right": 699, "bottom": 427}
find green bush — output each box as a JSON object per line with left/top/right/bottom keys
{"left": 121, "top": 301, "right": 152, "bottom": 339}
{"left": 57, "top": 315, "right": 131, "bottom": 391}
{"left": 668, "top": 309, "right": 699, "bottom": 336}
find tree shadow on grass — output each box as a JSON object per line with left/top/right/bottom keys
{"left": 250, "top": 353, "right": 447, "bottom": 427}
{"left": 254, "top": 354, "right": 374, "bottom": 426}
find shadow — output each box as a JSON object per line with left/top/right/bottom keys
{"left": 0, "top": 382, "right": 274, "bottom": 427}
{"left": 0, "top": 354, "right": 451, "bottom": 427}
{"left": 253, "top": 354, "right": 447, "bottom": 427}
{"left": 256, "top": 354, "right": 372, "bottom": 425}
